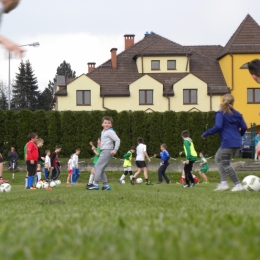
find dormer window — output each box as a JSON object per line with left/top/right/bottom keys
{"left": 167, "top": 60, "right": 176, "bottom": 70}
{"left": 151, "top": 60, "right": 160, "bottom": 70}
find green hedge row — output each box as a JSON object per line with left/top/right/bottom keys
{"left": 0, "top": 110, "right": 219, "bottom": 159}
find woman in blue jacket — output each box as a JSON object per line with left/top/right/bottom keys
{"left": 202, "top": 94, "right": 247, "bottom": 192}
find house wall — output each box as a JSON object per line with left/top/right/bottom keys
{"left": 57, "top": 75, "right": 103, "bottom": 111}
{"left": 136, "top": 56, "right": 189, "bottom": 73}
{"left": 173, "top": 74, "right": 220, "bottom": 111}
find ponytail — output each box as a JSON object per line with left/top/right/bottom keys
{"left": 220, "top": 94, "right": 234, "bottom": 114}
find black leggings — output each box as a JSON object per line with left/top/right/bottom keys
{"left": 184, "top": 161, "right": 195, "bottom": 185}
{"left": 26, "top": 160, "right": 37, "bottom": 176}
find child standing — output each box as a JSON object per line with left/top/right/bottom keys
{"left": 87, "top": 139, "right": 101, "bottom": 188}
{"left": 50, "top": 145, "right": 62, "bottom": 181}
{"left": 202, "top": 94, "right": 247, "bottom": 191}
{"left": 154, "top": 143, "right": 171, "bottom": 184}
{"left": 26, "top": 132, "right": 39, "bottom": 189}
{"left": 199, "top": 152, "right": 209, "bottom": 183}
{"left": 118, "top": 146, "right": 136, "bottom": 183}
{"left": 36, "top": 138, "right": 44, "bottom": 184}
{"left": 179, "top": 130, "right": 198, "bottom": 188}
{"left": 131, "top": 137, "right": 152, "bottom": 185}
{"left": 71, "top": 149, "right": 81, "bottom": 185}
{"left": 86, "top": 116, "right": 120, "bottom": 191}
{"left": 67, "top": 154, "right": 73, "bottom": 186}
{"left": 44, "top": 149, "right": 51, "bottom": 181}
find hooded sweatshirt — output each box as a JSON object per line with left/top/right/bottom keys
{"left": 202, "top": 109, "right": 247, "bottom": 148}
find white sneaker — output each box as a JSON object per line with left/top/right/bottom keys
{"left": 214, "top": 184, "right": 229, "bottom": 191}
{"left": 231, "top": 186, "right": 244, "bottom": 192}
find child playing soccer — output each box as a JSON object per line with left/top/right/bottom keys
{"left": 86, "top": 116, "right": 120, "bottom": 191}
{"left": 44, "top": 149, "right": 51, "bottom": 181}
{"left": 118, "top": 146, "right": 136, "bottom": 183}
{"left": 177, "top": 170, "right": 199, "bottom": 184}
{"left": 36, "top": 138, "right": 44, "bottom": 184}
{"left": 71, "top": 148, "right": 81, "bottom": 185}
{"left": 179, "top": 130, "right": 198, "bottom": 188}
{"left": 86, "top": 139, "right": 101, "bottom": 188}
{"left": 67, "top": 154, "right": 73, "bottom": 186}
{"left": 131, "top": 137, "right": 152, "bottom": 185}
{"left": 199, "top": 152, "right": 209, "bottom": 183}
{"left": 26, "top": 132, "right": 38, "bottom": 189}
{"left": 154, "top": 143, "right": 171, "bottom": 184}
{"left": 50, "top": 145, "right": 62, "bottom": 181}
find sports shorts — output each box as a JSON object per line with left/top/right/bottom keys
{"left": 136, "top": 161, "right": 146, "bottom": 168}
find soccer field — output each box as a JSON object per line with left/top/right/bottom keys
{"left": 0, "top": 171, "right": 260, "bottom": 260}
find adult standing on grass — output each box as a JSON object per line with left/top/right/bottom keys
{"left": 201, "top": 94, "right": 247, "bottom": 192}
{"left": 7, "top": 146, "right": 18, "bottom": 172}
{"left": 0, "top": 0, "right": 23, "bottom": 56}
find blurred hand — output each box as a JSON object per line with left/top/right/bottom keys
{"left": 0, "top": 36, "right": 24, "bottom": 58}
{"left": 111, "top": 150, "right": 116, "bottom": 155}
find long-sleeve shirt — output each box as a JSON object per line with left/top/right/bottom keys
{"left": 156, "top": 150, "right": 170, "bottom": 164}
{"left": 100, "top": 128, "right": 120, "bottom": 151}
{"left": 51, "top": 152, "right": 60, "bottom": 167}
{"left": 72, "top": 154, "right": 78, "bottom": 168}
{"left": 202, "top": 109, "right": 247, "bottom": 148}
{"left": 26, "top": 141, "right": 38, "bottom": 161}
{"left": 7, "top": 151, "right": 18, "bottom": 162}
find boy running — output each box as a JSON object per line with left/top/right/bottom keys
{"left": 199, "top": 152, "right": 209, "bottom": 183}
{"left": 179, "top": 130, "right": 198, "bottom": 188}
{"left": 50, "top": 145, "right": 61, "bottom": 181}
{"left": 154, "top": 143, "right": 171, "bottom": 184}
{"left": 131, "top": 137, "right": 152, "bottom": 185}
{"left": 71, "top": 148, "right": 81, "bottom": 185}
{"left": 118, "top": 146, "right": 136, "bottom": 183}
{"left": 87, "top": 139, "right": 101, "bottom": 187}
{"left": 86, "top": 116, "right": 120, "bottom": 191}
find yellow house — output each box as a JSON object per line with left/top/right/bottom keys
{"left": 54, "top": 32, "right": 228, "bottom": 113}
{"left": 218, "top": 14, "right": 260, "bottom": 129}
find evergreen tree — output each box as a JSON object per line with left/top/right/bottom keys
{"left": 132, "top": 111, "right": 148, "bottom": 147}
{"left": 47, "top": 111, "right": 61, "bottom": 153}
{"left": 38, "top": 87, "right": 53, "bottom": 111}
{"left": 12, "top": 60, "right": 39, "bottom": 110}
{"left": 0, "top": 90, "right": 8, "bottom": 110}
{"left": 0, "top": 110, "right": 5, "bottom": 153}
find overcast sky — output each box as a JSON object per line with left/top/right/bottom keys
{"left": 0, "top": 0, "right": 260, "bottom": 91}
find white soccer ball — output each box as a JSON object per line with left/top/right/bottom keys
{"left": 121, "top": 180, "right": 125, "bottom": 184}
{"left": 50, "top": 181, "right": 57, "bottom": 188}
{"left": 0, "top": 183, "right": 11, "bottom": 193}
{"left": 136, "top": 178, "right": 143, "bottom": 184}
{"left": 55, "top": 180, "right": 61, "bottom": 185}
{"left": 0, "top": 186, "right": 5, "bottom": 192}
{"left": 42, "top": 182, "right": 49, "bottom": 189}
{"left": 36, "top": 182, "right": 43, "bottom": 189}
{"left": 242, "top": 175, "right": 260, "bottom": 192}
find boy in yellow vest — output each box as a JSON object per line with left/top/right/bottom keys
{"left": 179, "top": 130, "right": 198, "bottom": 188}
{"left": 118, "top": 146, "right": 136, "bottom": 183}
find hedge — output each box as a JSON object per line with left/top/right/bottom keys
{"left": 0, "top": 110, "right": 221, "bottom": 159}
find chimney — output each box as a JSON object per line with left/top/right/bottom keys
{"left": 87, "top": 62, "right": 96, "bottom": 73}
{"left": 124, "top": 34, "right": 135, "bottom": 50}
{"left": 110, "top": 48, "right": 118, "bottom": 70}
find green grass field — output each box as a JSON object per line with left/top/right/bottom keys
{"left": 0, "top": 171, "right": 260, "bottom": 260}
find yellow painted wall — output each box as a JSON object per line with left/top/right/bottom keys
{"left": 173, "top": 74, "right": 220, "bottom": 111}
{"left": 136, "top": 56, "right": 189, "bottom": 73}
{"left": 223, "top": 54, "right": 260, "bottom": 128}
{"left": 219, "top": 55, "right": 232, "bottom": 89}
{"left": 57, "top": 74, "right": 103, "bottom": 111}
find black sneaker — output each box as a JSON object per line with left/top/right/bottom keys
{"left": 146, "top": 181, "right": 153, "bottom": 185}
{"left": 182, "top": 184, "right": 190, "bottom": 188}
{"left": 86, "top": 184, "right": 100, "bottom": 190}
{"left": 130, "top": 179, "right": 135, "bottom": 185}
{"left": 190, "top": 183, "right": 196, "bottom": 188}
{"left": 167, "top": 181, "right": 171, "bottom": 184}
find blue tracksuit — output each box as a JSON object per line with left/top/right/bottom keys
{"left": 202, "top": 109, "right": 247, "bottom": 148}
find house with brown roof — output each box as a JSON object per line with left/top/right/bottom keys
{"left": 53, "top": 30, "right": 229, "bottom": 113}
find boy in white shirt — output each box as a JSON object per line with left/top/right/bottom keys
{"left": 72, "top": 149, "right": 81, "bottom": 185}
{"left": 44, "top": 149, "right": 51, "bottom": 181}
{"left": 131, "top": 137, "right": 152, "bottom": 185}
{"left": 67, "top": 154, "right": 73, "bottom": 186}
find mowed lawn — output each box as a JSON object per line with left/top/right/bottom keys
{"left": 0, "top": 171, "right": 260, "bottom": 260}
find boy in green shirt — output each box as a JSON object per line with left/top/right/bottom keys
{"left": 179, "top": 130, "right": 198, "bottom": 188}
{"left": 87, "top": 138, "right": 101, "bottom": 187}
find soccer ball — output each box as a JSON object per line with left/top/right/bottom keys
{"left": 121, "top": 180, "right": 125, "bottom": 184}
{"left": 55, "top": 180, "right": 61, "bottom": 185}
{"left": 136, "top": 178, "right": 143, "bottom": 184}
{"left": 36, "top": 182, "right": 43, "bottom": 189}
{"left": 42, "top": 182, "right": 49, "bottom": 189}
{"left": 0, "top": 183, "right": 11, "bottom": 193}
{"left": 50, "top": 181, "right": 57, "bottom": 188}
{"left": 242, "top": 175, "right": 260, "bottom": 192}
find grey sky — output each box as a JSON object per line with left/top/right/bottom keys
{"left": 0, "top": 0, "right": 260, "bottom": 91}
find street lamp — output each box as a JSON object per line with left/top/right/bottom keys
{"left": 8, "top": 42, "right": 40, "bottom": 110}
